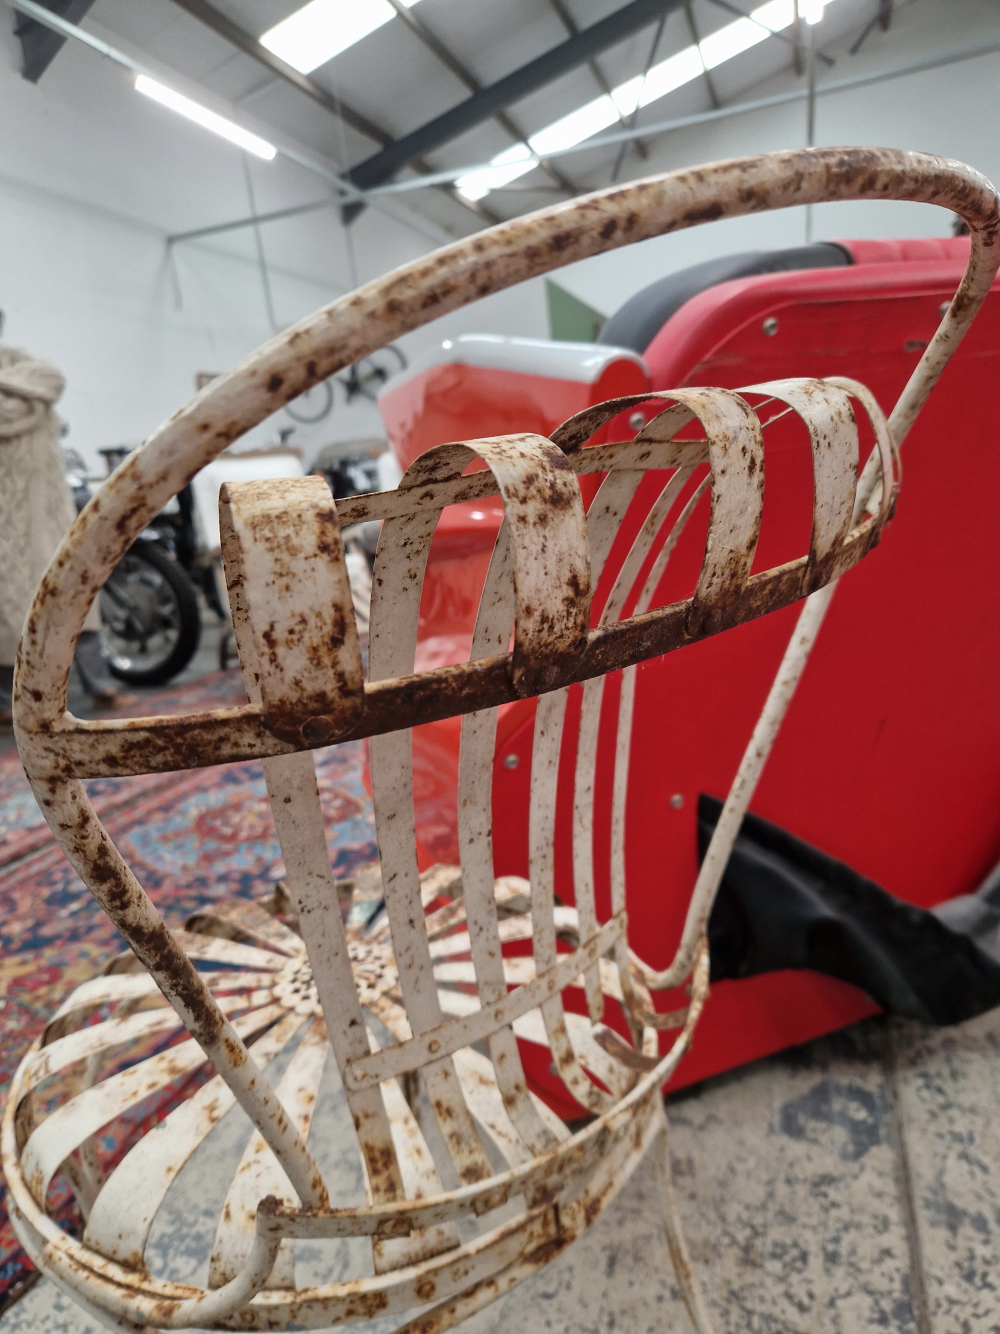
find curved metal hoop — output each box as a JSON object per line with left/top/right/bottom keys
{"left": 13, "top": 146, "right": 1000, "bottom": 754}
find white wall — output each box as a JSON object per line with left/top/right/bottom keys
{"left": 0, "top": 14, "right": 547, "bottom": 472}
{"left": 0, "top": 0, "right": 995, "bottom": 473}
{"left": 0, "top": 158, "right": 548, "bottom": 470}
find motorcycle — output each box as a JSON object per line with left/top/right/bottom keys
{"left": 66, "top": 446, "right": 203, "bottom": 687}
{"left": 65, "top": 346, "right": 408, "bottom": 686}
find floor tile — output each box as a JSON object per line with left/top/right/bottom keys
{"left": 891, "top": 1010, "right": 1000, "bottom": 1332}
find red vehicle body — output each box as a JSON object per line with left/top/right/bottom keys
{"left": 375, "top": 237, "right": 1000, "bottom": 1112}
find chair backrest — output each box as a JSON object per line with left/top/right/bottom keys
{"left": 8, "top": 148, "right": 1000, "bottom": 1329}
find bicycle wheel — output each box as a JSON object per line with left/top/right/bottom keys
{"left": 351, "top": 344, "right": 407, "bottom": 400}
{"left": 284, "top": 378, "right": 334, "bottom": 423}
{"left": 99, "top": 542, "right": 201, "bottom": 686}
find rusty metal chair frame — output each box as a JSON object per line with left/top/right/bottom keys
{"left": 5, "top": 149, "right": 998, "bottom": 1332}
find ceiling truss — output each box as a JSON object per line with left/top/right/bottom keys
{"left": 14, "top": 0, "right": 94, "bottom": 80}
{"left": 169, "top": 0, "right": 498, "bottom": 224}
{"left": 345, "top": 0, "right": 683, "bottom": 193}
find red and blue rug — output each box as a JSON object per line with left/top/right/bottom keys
{"left": 0, "top": 671, "right": 378, "bottom": 1310}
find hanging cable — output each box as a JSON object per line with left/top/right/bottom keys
{"left": 242, "top": 154, "right": 281, "bottom": 333}
{"left": 611, "top": 6, "right": 669, "bottom": 183}
{"left": 330, "top": 83, "right": 362, "bottom": 289}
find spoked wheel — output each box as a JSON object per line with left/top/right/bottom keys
{"left": 339, "top": 344, "right": 407, "bottom": 401}
{"left": 98, "top": 542, "right": 200, "bottom": 686}
{"left": 283, "top": 378, "right": 333, "bottom": 424}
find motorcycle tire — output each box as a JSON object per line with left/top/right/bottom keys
{"left": 100, "top": 542, "right": 201, "bottom": 686}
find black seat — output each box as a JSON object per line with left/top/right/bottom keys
{"left": 597, "top": 242, "right": 852, "bottom": 354}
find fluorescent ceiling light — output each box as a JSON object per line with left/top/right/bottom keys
{"left": 261, "top": 0, "right": 421, "bottom": 75}
{"left": 458, "top": 0, "right": 833, "bottom": 201}
{"left": 529, "top": 96, "right": 625, "bottom": 158}
{"left": 628, "top": 46, "right": 707, "bottom": 107}
{"left": 455, "top": 143, "right": 535, "bottom": 203}
{"left": 135, "top": 76, "right": 276, "bottom": 158}
{"left": 701, "top": 0, "right": 790, "bottom": 68}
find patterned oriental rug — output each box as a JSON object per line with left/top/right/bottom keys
{"left": 0, "top": 671, "right": 378, "bottom": 1312}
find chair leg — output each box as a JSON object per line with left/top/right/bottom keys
{"left": 655, "top": 1114, "right": 717, "bottom": 1334}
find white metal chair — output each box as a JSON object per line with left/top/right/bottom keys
{"left": 6, "top": 148, "right": 998, "bottom": 1332}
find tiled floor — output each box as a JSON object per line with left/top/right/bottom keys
{"left": 5, "top": 1006, "right": 1000, "bottom": 1333}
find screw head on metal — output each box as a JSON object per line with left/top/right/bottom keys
{"left": 939, "top": 301, "right": 951, "bottom": 318}
{"left": 628, "top": 410, "right": 645, "bottom": 430}
{"left": 503, "top": 753, "right": 520, "bottom": 769}
{"left": 301, "top": 715, "right": 337, "bottom": 745}
{"left": 669, "top": 793, "right": 684, "bottom": 809}
{"left": 762, "top": 317, "right": 779, "bottom": 337}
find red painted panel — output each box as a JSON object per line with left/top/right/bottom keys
{"left": 839, "top": 235, "right": 970, "bottom": 265}
{"left": 381, "top": 357, "right": 650, "bottom": 472}
{"left": 376, "top": 250, "right": 1000, "bottom": 1097}
{"left": 668, "top": 973, "right": 880, "bottom": 1092}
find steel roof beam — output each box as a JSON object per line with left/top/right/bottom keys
{"left": 547, "top": 0, "right": 648, "bottom": 157}
{"left": 14, "top": 0, "right": 94, "bottom": 81}
{"left": 384, "top": 0, "right": 579, "bottom": 197}
{"left": 168, "top": 0, "right": 497, "bottom": 224}
{"left": 346, "top": 0, "right": 681, "bottom": 192}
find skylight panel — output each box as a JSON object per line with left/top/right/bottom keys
{"left": 457, "top": 0, "right": 833, "bottom": 203}
{"left": 638, "top": 45, "right": 708, "bottom": 106}
{"left": 700, "top": 0, "right": 794, "bottom": 69}
{"left": 753, "top": 0, "right": 798, "bottom": 29}
{"left": 699, "top": 16, "right": 768, "bottom": 69}
{"left": 457, "top": 98, "right": 623, "bottom": 200}
{"left": 260, "top": 0, "right": 421, "bottom": 76}
{"left": 528, "top": 95, "right": 622, "bottom": 157}
{"left": 455, "top": 144, "right": 534, "bottom": 202}
{"left": 610, "top": 76, "right": 643, "bottom": 118}
{"left": 135, "top": 76, "right": 276, "bottom": 159}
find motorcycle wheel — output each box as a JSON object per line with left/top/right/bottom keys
{"left": 99, "top": 543, "right": 201, "bottom": 686}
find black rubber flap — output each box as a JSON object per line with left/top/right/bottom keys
{"left": 701, "top": 794, "right": 1000, "bottom": 1025}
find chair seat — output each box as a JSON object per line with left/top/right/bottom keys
{"left": 4, "top": 876, "right": 706, "bottom": 1331}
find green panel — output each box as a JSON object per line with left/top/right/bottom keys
{"left": 546, "top": 280, "right": 606, "bottom": 343}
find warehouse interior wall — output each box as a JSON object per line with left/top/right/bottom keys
{"left": 0, "top": 0, "right": 995, "bottom": 472}
{"left": 0, "top": 15, "right": 549, "bottom": 471}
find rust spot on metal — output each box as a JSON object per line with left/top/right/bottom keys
{"left": 525, "top": 1235, "right": 569, "bottom": 1268}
